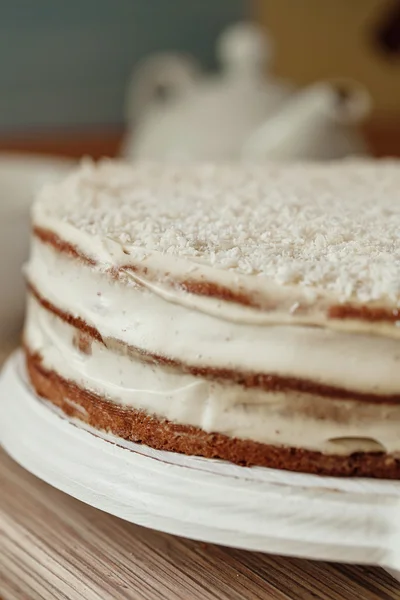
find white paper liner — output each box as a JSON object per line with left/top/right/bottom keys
{"left": 2, "top": 350, "right": 400, "bottom": 573}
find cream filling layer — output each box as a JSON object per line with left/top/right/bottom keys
{"left": 27, "top": 238, "right": 400, "bottom": 396}
{"left": 25, "top": 296, "right": 400, "bottom": 455}
{"left": 32, "top": 214, "right": 400, "bottom": 338}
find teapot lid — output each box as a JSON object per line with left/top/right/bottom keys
{"left": 217, "top": 21, "right": 272, "bottom": 76}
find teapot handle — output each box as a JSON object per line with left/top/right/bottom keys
{"left": 124, "top": 53, "right": 200, "bottom": 124}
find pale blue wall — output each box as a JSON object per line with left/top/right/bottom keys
{"left": 0, "top": 0, "right": 246, "bottom": 131}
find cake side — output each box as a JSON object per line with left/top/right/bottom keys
{"left": 26, "top": 237, "right": 400, "bottom": 398}
{"left": 31, "top": 225, "right": 400, "bottom": 337}
{"left": 26, "top": 350, "right": 400, "bottom": 479}
{"left": 23, "top": 241, "right": 400, "bottom": 476}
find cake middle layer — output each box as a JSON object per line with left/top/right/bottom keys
{"left": 24, "top": 235, "right": 400, "bottom": 458}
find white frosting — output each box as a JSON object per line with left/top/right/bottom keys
{"left": 33, "top": 159, "right": 400, "bottom": 305}
{"left": 25, "top": 296, "right": 400, "bottom": 454}
{"left": 27, "top": 239, "right": 400, "bottom": 395}
{"left": 25, "top": 160, "right": 400, "bottom": 458}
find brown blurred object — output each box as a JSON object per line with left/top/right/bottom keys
{"left": 365, "top": 119, "right": 400, "bottom": 157}
{"left": 0, "top": 128, "right": 123, "bottom": 160}
{"left": 374, "top": 0, "right": 400, "bottom": 58}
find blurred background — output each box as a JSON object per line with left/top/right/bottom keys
{"left": 0, "top": 0, "right": 245, "bottom": 156}
{"left": 0, "top": 0, "right": 399, "bottom": 158}
{"left": 1, "top": 0, "right": 400, "bottom": 344}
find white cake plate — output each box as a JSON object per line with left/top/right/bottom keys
{"left": 2, "top": 351, "right": 400, "bottom": 576}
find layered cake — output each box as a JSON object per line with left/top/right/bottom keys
{"left": 24, "top": 160, "right": 400, "bottom": 478}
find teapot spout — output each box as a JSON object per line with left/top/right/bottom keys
{"left": 242, "top": 80, "right": 371, "bottom": 161}
{"left": 326, "top": 79, "right": 371, "bottom": 124}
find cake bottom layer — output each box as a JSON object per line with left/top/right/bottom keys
{"left": 25, "top": 350, "right": 400, "bottom": 479}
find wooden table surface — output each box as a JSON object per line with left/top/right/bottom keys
{"left": 1, "top": 348, "right": 400, "bottom": 600}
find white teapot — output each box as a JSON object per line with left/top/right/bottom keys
{"left": 121, "top": 21, "right": 370, "bottom": 162}
{"left": 242, "top": 79, "right": 371, "bottom": 161}
{"left": 121, "top": 22, "right": 293, "bottom": 161}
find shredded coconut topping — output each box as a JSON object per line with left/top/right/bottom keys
{"left": 35, "top": 159, "right": 400, "bottom": 304}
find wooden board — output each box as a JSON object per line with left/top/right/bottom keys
{"left": 1, "top": 448, "right": 400, "bottom": 600}
{"left": 1, "top": 349, "right": 400, "bottom": 599}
